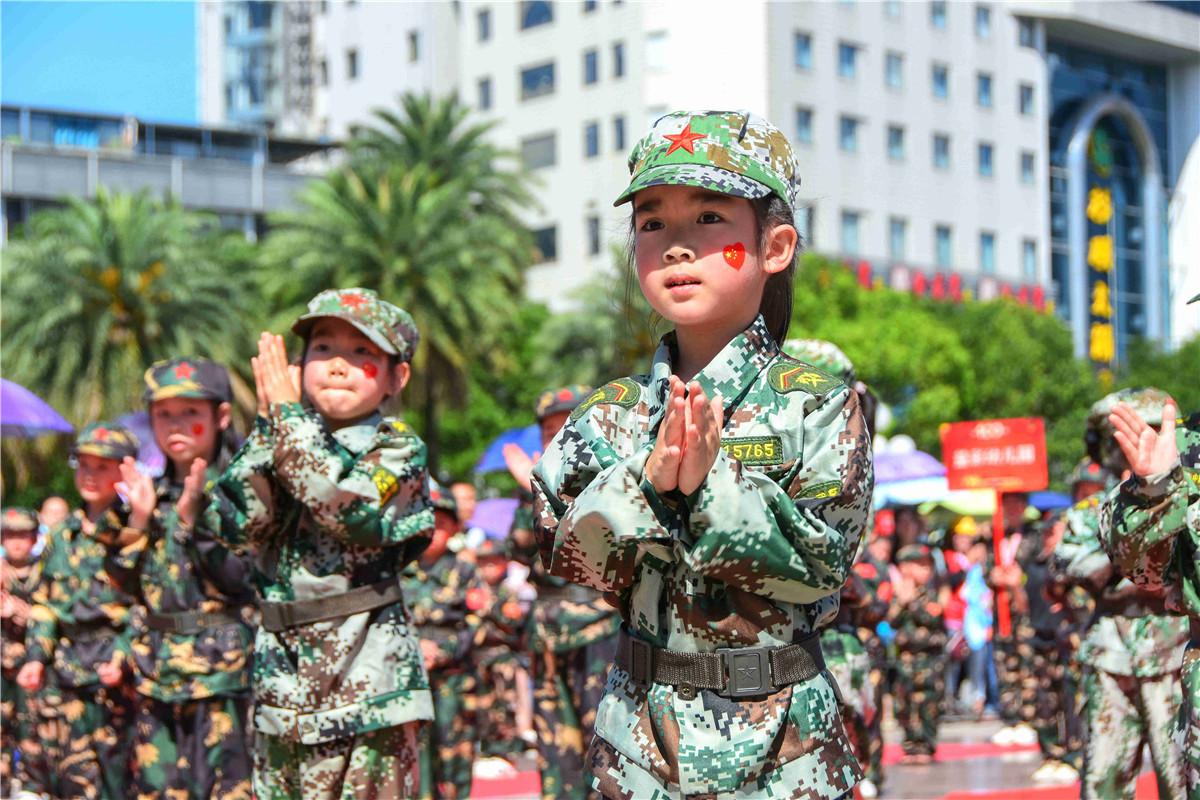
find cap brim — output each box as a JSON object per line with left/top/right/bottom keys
{"left": 614, "top": 163, "right": 771, "bottom": 207}
{"left": 73, "top": 444, "right": 133, "bottom": 460}
{"left": 292, "top": 313, "right": 399, "bottom": 355}
{"left": 143, "top": 387, "right": 222, "bottom": 403}
{"left": 1189, "top": 292, "right": 1200, "bottom": 304}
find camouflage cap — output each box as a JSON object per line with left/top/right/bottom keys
{"left": 429, "top": 481, "right": 459, "bottom": 520}
{"left": 782, "top": 338, "right": 855, "bottom": 385}
{"left": 1069, "top": 456, "right": 1112, "bottom": 487}
{"left": 73, "top": 422, "right": 140, "bottom": 461}
{"left": 475, "top": 537, "right": 508, "bottom": 559}
{"left": 292, "top": 288, "right": 419, "bottom": 363}
{"left": 534, "top": 384, "right": 594, "bottom": 421}
{"left": 614, "top": 110, "right": 801, "bottom": 210}
{"left": 1, "top": 508, "right": 39, "bottom": 534}
{"left": 143, "top": 356, "right": 232, "bottom": 404}
{"left": 1086, "top": 386, "right": 1174, "bottom": 471}
{"left": 895, "top": 544, "right": 933, "bottom": 564}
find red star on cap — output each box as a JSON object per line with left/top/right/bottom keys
{"left": 340, "top": 293, "right": 367, "bottom": 310}
{"left": 174, "top": 362, "right": 195, "bottom": 380}
{"left": 93, "top": 428, "right": 109, "bottom": 441}
{"left": 557, "top": 389, "right": 573, "bottom": 401}
{"left": 663, "top": 121, "right": 705, "bottom": 155}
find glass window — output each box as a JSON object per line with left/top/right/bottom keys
{"left": 890, "top": 218, "right": 907, "bottom": 260}
{"left": 614, "top": 116, "right": 626, "bottom": 151}
{"left": 841, "top": 211, "right": 861, "bottom": 255}
{"left": 520, "top": 1, "right": 553, "bottom": 29}
{"left": 794, "top": 32, "right": 812, "bottom": 70}
{"left": 840, "top": 116, "right": 859, "bottom": 152}
{"left": 932, "top": 64, "right": 949, "bottom": 98}
{"left": 1021, "top": 152, "right": 1035, "bottom": 184}
{"left": 521, "top": 62, "right": 555, "bottom": 100}
{"left": 1019, "top": 18, "right": 1035, "bottom": 48}
{"left": 884, "top": 0, "right": 901, "bottom": 17}
{"left": 587, "top": 216, "right": 601, "bottom": 256}
{"left": 521, "top": 133, "right": 556, "bottom": 169}
{"left": 795, "top": 107, "right": 813, "bottom": 144}
{"left": 613, "top": 42, "right": 625, "bottom": 77}
{"left": 646, "top": 32, "right": 667, "bottom": 72}
{"left": 319, "top": 60, "right": 328, "bottom": 87}
{"left": 838, "top": 43, "right": 858, "bottom": 79}
{"left": 978, "top": 142, "right": 993, "bottom": 176}
{"left": 936, "top": 225, "right": 953, "bottom": 267}
{"left": 886, "top": 53, "right": 903, "bottom": 88}
{"left": 477, "top": 78, "right": 492, "bottom": 110}
{"left": 980, "top": 232, "right": 996, "bottom": 273}
{"left": 931, "top": 0, "right": 947, "bottom": 28}
{"left": 533, "top": 225, "right": 557, "bottom": 262}
{"left": 478, "top": 9, "right": 491, "bottom": 41}
{"left": 976, "top": 5, "right": 991, "bottom": 38}
{"left": 797, "top": 206, "right": 814, "bottom": 248}
{"left": 346, "top": 49, "right": 359, "bottom": 79}
{"left": 585, "top": 122, "right": 599, "bottom": 157}
{"left": 933, "top": 134, "right": 950, "bottom": 168}
{"left": 1019, "top": 83, "right": 1034, "bottom": 115}
{"left": 583, "top": 49, "right": 598, "bottom": 84}
{"left": 977, "top": 72, "right": 992, "bottom": 107}
{"left": 407, "top": 30, "right": 421, "bottom": 62}
{"left": 1023, "top": 239, "right": 1037, "bottom": 279}
{"left": 887, "top": 125, "right": 904, "bottom": 160}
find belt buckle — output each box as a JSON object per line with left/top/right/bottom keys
{"left": 717, "top": 646, "right": 772, "bottom": 698}
{"left": 627, "top": 636, "right": 653, "bottom": 689}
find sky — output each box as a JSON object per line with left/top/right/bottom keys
{"left": 1, "top": 1, "right": 197, "bottom": 123}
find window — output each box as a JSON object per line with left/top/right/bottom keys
{"left": 613, "top": 42, "right": 625, "bottom": 77}
{"left": 646, "top": 32, "right": 667, "bottom": 72}
{"left": 975, "top": 5, "right": 991, "bottom": 38}
{"left": 520, "top": 1, "right": 552, "bottom": 29}
{"left": 977, "top": 72, "right": 992, "bottom": 107}
{"left": 795, "top": 107, "right": 813, "bottom": 144}
{"left": 583, "top": 0, "right": 597, "bottom": 10}
{"left": 533, "top": 225, "right": 557, "bottom": 262}
{"left": 521, "top": 62, "right": 555, "bottom": 100}
{"left": 884, "top": 0, "right": 901, "bottom": 17}
{"left": 887, "top": 125, "right": 904, "bottom": 160}
{"left": 889, "top": 218, "right": 907, "bottom": 260}
{"left": 477, "top": 78, "right": 492, "bottom": 110}
{"left": 932, "top": 64, "right": 949, "bottom": 99}
{"left": 584, "top": 122, "right": 599, "bottom": 157}
{"left": 477, "top": 9, "right": 491, "bottom": 41}
{"left": 840, "top": 116, "right": 859, "bottom": 152}
{"left": 1019, "top": 83, "right": 1035, "bottom": 115}
{"left": 794, "top": 32, "right": 812, "bottom": 69}
{"left": 980, "top": 232, "right": 996, "bottom": 274}
{"left": 931, "top": 0, "right": 947, "bottom": 28}
{"left": 936, "top": 225, "right": 953, "bottom": 267}
{"left": 521, "top": 133, "right": 556, "bottom": 170}
{"left": 587, "top": 216, "right": 601, "bottom": 256}
{"left": 1020, "top": 151, "right": 1035, "bottom": 184}
{"left": 407, "top": 30, "right": 421, "bottom": 63}
{"left": 933, "top": 134, "right": 950, "bottom": 168}
{"left": 319, "top": 60, "right": 328, "bottom": 87}
{"left": 346, "top": 49, "right": 359, "bottom": 79}
{"left": 838, "top": 43, "right": 858, "bottom": 79}
{"left": 797, "top": 206, "right": 814, "bottom": 248}
{"left": 583, "top": 49, "right": 598, "bottom": 84}
{"left": 978, "top": 142, "right": 993, "bottom": 177}
{"left": 614, "top": 116, "right": 626, "bottom": 151}
{"left": 841, "top": 211, "right": 861, "bottom": 255}
{"left": 885, "top": 53, "right": 903, "bottom": 88}
{"left": 1019, "top": 18, "right": 1035, "bottom": 47}
{"left": 1023, "top": 239, "right": 1037, "bottom": 279}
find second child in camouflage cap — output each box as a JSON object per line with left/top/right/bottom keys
{"left": 73, "top": 422, "right": 140, "bottom": 462}
{"left": 293, "top": 288, "right": 419, "bottom": 364}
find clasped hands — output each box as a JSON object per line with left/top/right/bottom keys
{"left": 251, "top": 332, "right": 302, "bottom": 417}
{"left": 646, "top": 376, "right": 724, "bottom": 497}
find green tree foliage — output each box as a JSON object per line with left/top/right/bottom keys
{"left": 1117, "top": 336, "right": 1200, "bottom": 415}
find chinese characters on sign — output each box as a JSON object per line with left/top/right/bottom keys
{"left": 940, "top": 417, "right": 1048, "bottom": 493}
{"left": 1086, "top": 129, "right": 1115, "bottom": 385}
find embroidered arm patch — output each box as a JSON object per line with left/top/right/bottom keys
{"left": 798, "top": 480, "right": 841, "bottom": 499}
{"left": 768, "top": 362, "right": 841, "bottom": 395}
{"left": 570, "top": 378, "right": 641, "bottom": 420}
{"left": 371, "top": 466, "right": 401, "bottom": 505}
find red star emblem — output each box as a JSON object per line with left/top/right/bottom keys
{"left": 557, "top": 389, "right": 573, "bottom": 401}
{"left": 93, "top": 428, "right": 109, "bottom": 441}
{"left": 174, "top": 362, "right": 195, "bottom": 380}
{"left": 340, "top": 293, "right": 367, "bottom": 310}
{"left": 663, "top": 121, "right": 705, "bottom": 155}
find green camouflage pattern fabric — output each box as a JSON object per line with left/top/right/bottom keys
{"left": 143, "top": 356, "right": 233, "bottom": 403}
{"left": 2, "top": 506, "right": 39, "bottom": 532}
{"left": 292, "top": 288, "right": 419, "bottom": 362}
{"left": 1, "top": 553, "right": 41, "bottom": 791}
{"left": 615, "top": 110, "right": 801, "bottom": 210}
{"left": 1071, "top": 456, "right": 1113, "bottom": 488}
{"left": 54, "top": 684, "right": 136, "bottom": 800}
{"left": 472, "top": 581, "right": 528, "bottom": 759}
{"left": 782, "top": 339, "right": 856, "bottom": 386}
{"left": 253, "top": 723, "right": 420, "bottom": 800}
{"left": 72, "top": 422, "right": 140, "bottom": 461}
{"left": 888, "top": 584, "right": 946, "bottom": 757}
{"left": 201, "top": 405, "right": 435, "bottom": 745}
{"left": 850, "top": 552, "right": 892, "bottom": 786}
{"left": 419, "top": 670, "right": 477, "bottom": 800}
{"left": 130, "top": 694, "right": 252, "bottom": 800}
{"left": 531, "top": 315, "right": 872, "bottom": 798}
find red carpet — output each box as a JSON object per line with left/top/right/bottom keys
{"left": 936, "top": 772, "right": 1159, "bottom": 799}
{"left": 882, "top": 741, "right": 1040, "bottom": 764}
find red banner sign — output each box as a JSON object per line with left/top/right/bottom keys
{"left": 940, "top": 417, "right": 1048, "bottom": 492}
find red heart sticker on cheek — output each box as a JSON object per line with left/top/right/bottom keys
{"left": 362, "top": 363, "right": 379, "bottom": 379}
{"left": 723, "top": 242, "right": 746, "bottom": 270}
{"left": 191, "top": 424, "right": 205, "bottom": 436}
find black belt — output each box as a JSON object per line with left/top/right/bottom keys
{"left": 259, "top": 578, "right": 405, "bottom": 632}
{"left": 615, "top": 627, "right": 825, "bottom": 699}
{"left": 60, "top": 622, "right": 121, "bottom": 643}
{"left": 144, "top": 607, "right": 243, "bottom": 635}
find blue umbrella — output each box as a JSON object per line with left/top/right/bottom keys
{"left": 474, "top": 424, "right": 541, "bottom": 474}
{"left": 1029, "top": 490, "right": 1073, "bottom": 512}
{"left": 0, "top": 379, "right": 74, "bottom": 438}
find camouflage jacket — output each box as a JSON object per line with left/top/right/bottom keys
{"left": 1053, "top": 489, "right": 1188, "bottom": 677}
{"left": 888, "top": 583, "right": 947, "bottom": 654}
{"left": 201, "top": 404, "right": 434, "bottom": 744}
{"left": 400, "top": 551, "right": 482, "bottom": 672}
{"left": 107, "top": 467, "right": 256, "bottom": 703}
{"left": 473, "top": 582, "right": 528, "bottom": 654}
{"left": 531, "top": 317, "right": 872, "bottom": 796}
{"left": 25, "top": 508, "right": 136, "bottom": 688}
{"left": 1, "top": 557, "right": 42, "bottom": 678}
{"left": 1102, "top": 413, "right": 1200, "bottom": 622}
{"left": 846, "top": 552, "right": 892, "bottom": 631}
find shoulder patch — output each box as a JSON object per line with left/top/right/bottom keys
{"left": 570, "top": 378, "right": 642, "bottom": 421}
{"left": 798, "top": 480, "right": 841, "bottom": 500}
{"left": 1072, "top": 494, "right": 1101, "bottom": 511}
{"left": 371, "top": 465, "right": 401, "bottom": 505}
{"left": 768, "top": 360, "right": 842, "bottom": 396}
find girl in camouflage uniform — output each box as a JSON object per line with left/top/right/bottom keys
{"left": 532, "top": 111, "right": 872, "bottom": 799}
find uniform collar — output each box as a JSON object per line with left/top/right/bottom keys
{"left": 330, "top": 411, "right": 384, "bottom": 454}
{"left": 649, "top": 315, "right": 778, "bottom": 417}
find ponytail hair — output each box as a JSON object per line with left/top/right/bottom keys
{"left": 753, "top": 194, "right": 800, "bottom": 345}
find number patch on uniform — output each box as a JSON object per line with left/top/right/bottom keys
{"left": 799, "top": 480, "right": 841, "bottom": 499}
{"left": 371, "top": 466, "right": 400, "bottom": 504}
{"left": 720, "top": 435, "right": 783, "bottom": 465}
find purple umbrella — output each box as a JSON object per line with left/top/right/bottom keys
{"left": 467, "top": 497, "right": 519, "bottom": 539}
{"left": 0, "top": 379, "right": 74, "bottom": 438}
{"left": 874, "top": 449, "right": 946, "bottom": 484}
{"left": 115, "top": 411, "right": 165, "bottom": 477}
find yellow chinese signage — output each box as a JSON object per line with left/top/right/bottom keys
{"left": 1086, "top": 130, "right": 1115, "bottom": 385}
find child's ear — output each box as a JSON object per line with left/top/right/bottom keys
{"left": 762, "top": 223, "right": 798, "bottom": 275}
{"left": 390, "top": 362, "right": 411, "bottom": 395}
{"left": 216, "top": 402, "right": 233, "bottom": 431}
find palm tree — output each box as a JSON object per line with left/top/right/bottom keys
{"left": 1, "top": 189, "right": 256, "bottom": 425}
{"left": 259, "top": 93, "right": 536, "bottom": 470}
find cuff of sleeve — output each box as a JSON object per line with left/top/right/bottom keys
{"left": 1128, "top": 461, "right": 1182, "bottom": 501}
{"left": 634, "top": 445, "right": 681, "bottom": 526}
{"left": 269, "top": 401, "right": 307, "bottom": 424}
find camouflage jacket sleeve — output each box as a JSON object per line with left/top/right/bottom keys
{"left": 1052, "top": 493, "right": 1113, "bottom": 590}
{"left": 203, "top": 415, "right": 279, "bottom": 550}
{"left": 23, "top": 526, "right": 62, "bottom": 666}
{"left": 270, "top": 402, "right": 431, "bottom": 551}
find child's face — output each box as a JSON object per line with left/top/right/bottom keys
{"left": 900, "top": 559, "right": 933, "bottom": 586}
{"left": 150, "top": 397, "right": 229, "bottom": 472}
{"left": 302, "top": 319, "right": 407, "bottom": 427}
{"left": 477, "top": 555, "right": 507, "bottom": 587}
{"left": 632, "top": 185, "right": 789, "bottom": 336}
{"left": 1, "top": 531, "right": 36, "bottom": 564}
{"left": 867, "top": 536, "right": 893, "bottom": 564}
{"left": 539, "top": 411, "right": 571, "bottom": 451}
{"left": 74, "top": 454, "right": 122, "bottom": 509}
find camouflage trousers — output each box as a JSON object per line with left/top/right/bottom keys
{"left": 1178, "top": 646, "right": 1199, "bottom": 798}
{"left": 254, "top": 723, "right": 420, "bottom": 800}
{"left": 1080, "top": 666, "right": 1185, "bottom": 800}
{"left": 52, "top": 683, "right": 135, "bottom": 800}
{"left": 476, "top": 646, "right": 525, "bottom": 760}
{"left": 1, "top": 675, "right": 60, "bottom": 796}
{"left": 1015, "top": 638, "right": 1084, "bottom": 768}
{"left": 821, "top": 628, "right": 875, "bottom": 776}
{"left": 533, "top": 636, "right": 616, "bottom": 800}
{"left": 1, "top": 673, "right": 18, "bottom": 787}
{"left": 130, "top": 693, "right": 253, "bottom": 800}
{"left": 856, "top": 631, "right": 889, "bottom": 786}
{"left": 419, "top": 669, "right": 477, "bottom": 800}
{"left": 893, "top": 649, "right": 945, "bottom": 757}
{"left": 994, "top": 621, "right": 1035, "bottom": 722}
